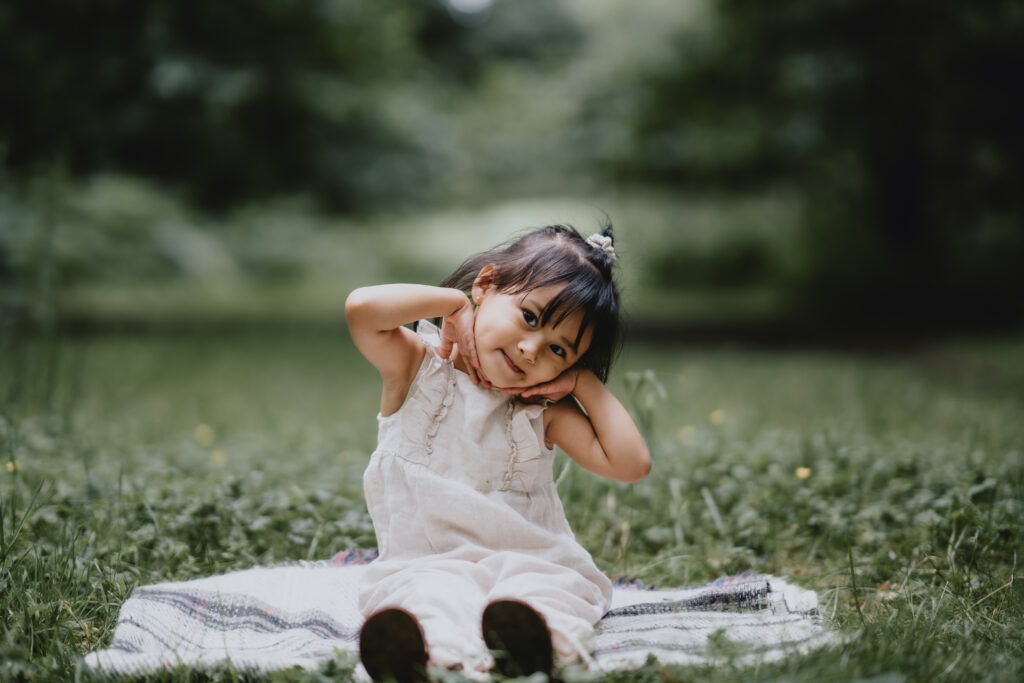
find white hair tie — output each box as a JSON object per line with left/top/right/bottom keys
{"left": 585, "top": 233, "right": 616, "bottom": 263}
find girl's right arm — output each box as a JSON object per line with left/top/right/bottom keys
{"left": 345, "top": 285, "right": 478, "bottom": 414}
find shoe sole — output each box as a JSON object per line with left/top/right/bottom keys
{"left": 359, "top": 608, "right": 428, "bottom": 683}
{"left": 482, "top": 599, "right": 553, "bottom": 678}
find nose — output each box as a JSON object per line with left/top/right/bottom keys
{"left": 518, "top": 334, "right": 541, "bottom": 363}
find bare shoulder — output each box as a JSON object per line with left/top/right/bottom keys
{"left": 375, "top": 326, "right": 427, "bottom": 416}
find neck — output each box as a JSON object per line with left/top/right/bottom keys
{"left": 451, "top": 350, "right": 470, "bottom": 376}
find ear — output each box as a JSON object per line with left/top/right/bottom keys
{"left": 471, "top": 265, "right": 498, "bottom": 305}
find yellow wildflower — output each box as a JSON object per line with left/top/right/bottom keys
{"left": 709, "top": 409, "right": 726, "bottom": 426}
{"left": 5, "top": 459, "right": 21, "bottom": 473}
{"left": 795, "top": 466, "right": 812, "bottom": 480}
{"left": 677, "top": 425, "right": 696, "bottom": 443}
{"left": 194, "top": 424, "right": 216, "bottom": 447}
{"left": 211, "top": 449, "right": 228, "bottom": 468}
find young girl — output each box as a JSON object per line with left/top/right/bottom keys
{"left": 345, "top": 224, "right": 650, "bottom": 680}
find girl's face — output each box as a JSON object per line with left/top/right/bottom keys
{"left": 471, "top": 267, "right": 593, "bottom": 390}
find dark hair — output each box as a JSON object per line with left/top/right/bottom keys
{"left": 440, "top": 223, "right": 622, "bottom": 382}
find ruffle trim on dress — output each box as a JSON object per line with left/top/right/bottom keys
{"left": 415, "top": 319, "right": 443, "bottom": 346}
{"left": 414, "top": 319, "right": 551, "bottom": 491}
{"left": 424, "top": 357, "right": 456, "bottom": 456}
{"left": 414, "top": 321, "right": 458, "bottom": 457}
{"left": 502, "top": 401, "right": 522, "bottom": 490}
{"left": 502, "top": 400, "right": 552, "bottom": 493}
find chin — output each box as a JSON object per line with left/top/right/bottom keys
{"left": 489, "top": 377, "right": 527, "bottom": 393}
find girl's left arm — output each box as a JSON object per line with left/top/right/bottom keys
{"left": 544, "top": 370, "right": 651, "bottom": 483}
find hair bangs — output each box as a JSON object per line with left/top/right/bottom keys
{"left": 536, "top": 272, "right": 610, "bottom": 349}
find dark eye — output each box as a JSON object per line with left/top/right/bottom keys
{"left": 522, "top": 309, "right": 538, "bottom": 327}
{"left": 550, "top": 345, "right": 566, "bottom": 358}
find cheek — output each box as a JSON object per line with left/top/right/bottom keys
{"left": 473, "top": 308, "right": 496, "bottom": 338}
{"left": 534, "top": 360, "right": 566, "bottom": 384}
{"left": 485, "top": 312, "right": 518, "bottom": 341}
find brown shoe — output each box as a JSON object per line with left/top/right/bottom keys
{"left": 481, "top": 600, "right": 553, "bottom": 678}
{"left": 359, "top": 608, "right": 428, "bottom": 683}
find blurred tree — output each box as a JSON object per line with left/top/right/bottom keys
{"left": 417, "top": 0, "right": 581, "bottom": 84}
{"left": 0, "top": 0, "right": 585, "bottom": 330}
{"left": 621, "top": 0, "right": 1024, "bottom": 330}
{"left": 0, "top": 0, "right": 420, "bottom": 209}
{"left": 0, "top": 0, "right": 579, "bottom": 211}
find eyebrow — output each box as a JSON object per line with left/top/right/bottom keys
{"left": 527, "top": 298, "right": 581, "bottom": 353}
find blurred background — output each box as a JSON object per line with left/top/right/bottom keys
{"left": 2, "top": 0, "right": 1023, "bottom": 340}
{"left": 4, "top": 6, "right": 1024, "bottom": 677}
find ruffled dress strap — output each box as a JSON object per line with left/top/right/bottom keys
{"left": 414, "top": 318, "right": 443, "bottom": 349}
{"left": 372, "top": 320, "right": 456, "bottom": 459}
{"left": 379, "top": 319, "right": 551, "bottom": 491}
{"left": 413, "top": 321, "right": 457, "bottom": 456}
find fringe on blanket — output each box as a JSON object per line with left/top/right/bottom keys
{"left": 85, "top": 550, "right": 837, "bottom": 676}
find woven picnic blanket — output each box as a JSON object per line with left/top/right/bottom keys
{"left": 85, "top": 550, "right": 836, "bottom": 676}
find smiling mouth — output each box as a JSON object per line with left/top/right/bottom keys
{"left": 501, "top": 351, "right": 524, "bottom": 375}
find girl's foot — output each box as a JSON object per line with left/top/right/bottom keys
{"left": 359, "top": 608, "right": 428, "bottom": 683}
{"left": 481, "top": 599, "right": 553, "bottom": 678}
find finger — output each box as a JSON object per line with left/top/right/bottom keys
{"left": 520, "top": 382, "right": 549, "bottom": 398}
{"left": 458, "top": 349, "right": 479, "bottom": 385}
{"left": 473, "top": 354, "right": 491, "bottom": 387}
{"left": 462, "top": 340, "right": 488, "bottom": 387}
{"left": 439, "top": 336, "right": 453, "bottom": 360}
{"left": 461, "top": 338, "right": 479, "bottom": 372}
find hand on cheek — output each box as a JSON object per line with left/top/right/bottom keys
{"left": 502, "top": 369, "right": 578, "bottom": 403}
{"left": 440, "top": 302, "right": 491, "bottom": 387}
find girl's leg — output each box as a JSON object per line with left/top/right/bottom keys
{"left": 484, "top": 561, "right": 608, "bottom": 665}
{"left": 360, "top": 562, "right": 492, "bottom": 672}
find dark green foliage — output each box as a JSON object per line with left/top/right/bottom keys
{"left": 414, "top": 0, "right": 582, "bottom": 84}
{"left": 648, "top": 235, "right": 772, "bottom": 289}
{"left": 620, "top": 0, "right": 1024, "bottom": 329}
{"left": 4, "top": 1, "right": 1022, "bottom": 338}
{"left": 0, "top": 0, "right": 579, "bottom": 211}
{"left": 0, "top": 0, "right": 416, "bottom": 209}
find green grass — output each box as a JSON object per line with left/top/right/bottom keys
{"left": 1, "top": 329, "right": 1022, "bottom": 681}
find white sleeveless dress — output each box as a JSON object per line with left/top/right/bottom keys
{"left": 359, "top": 321, "right": 613, "bottom": 672}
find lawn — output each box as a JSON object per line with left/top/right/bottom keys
{"left": 1, "top": 328, "right": 1022, "bottom": 681}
